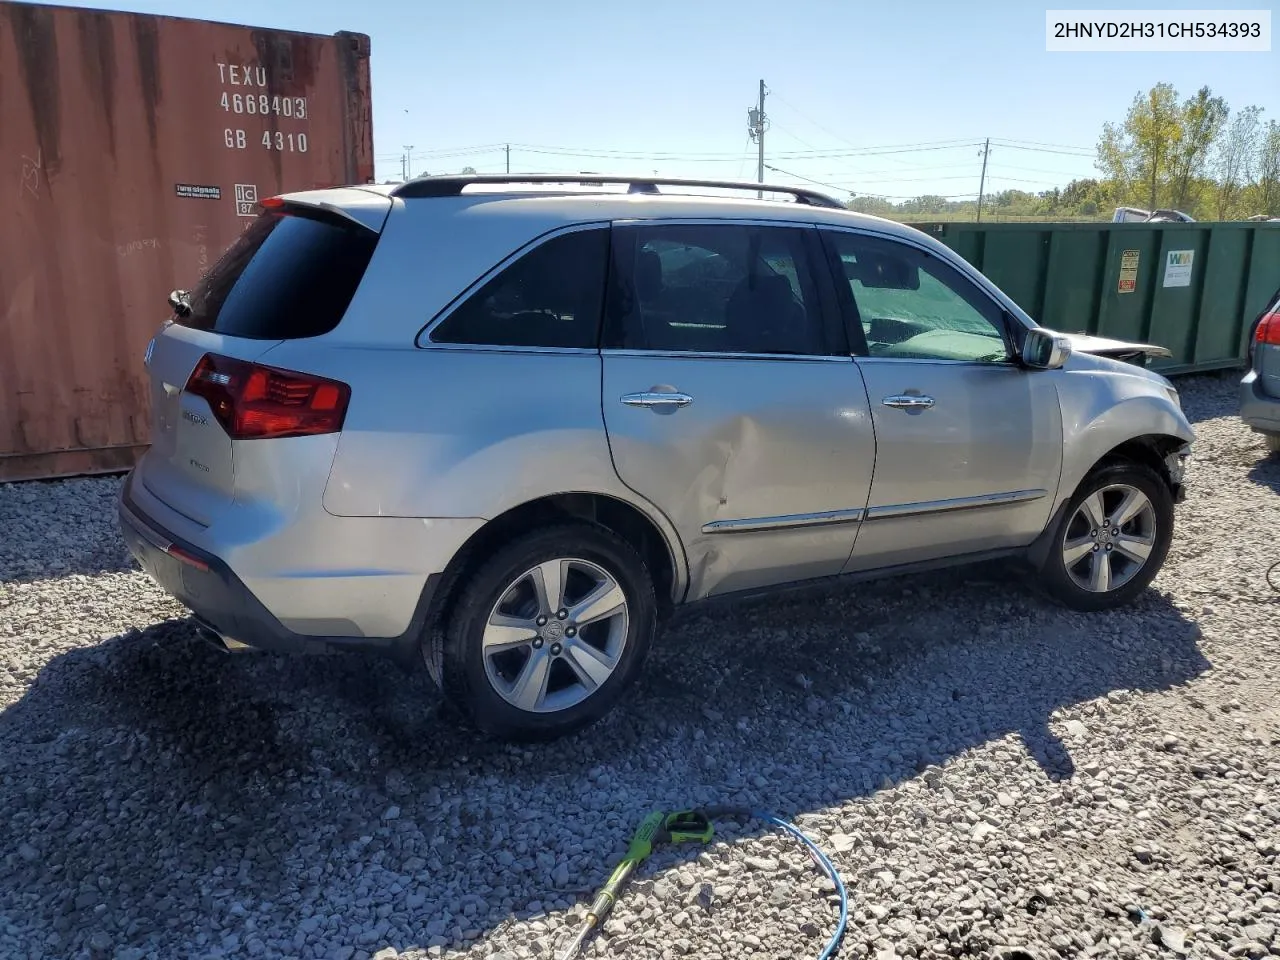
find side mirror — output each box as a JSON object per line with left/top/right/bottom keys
{"left": 1021, "top": 327, "right": 1071, "bottom": 369}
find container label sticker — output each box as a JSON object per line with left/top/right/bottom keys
{"left": 1118, "top": 249, "right": 1140, "bottom": 293}
{"left": 1163, "top": 249, "right": 1194, "bottom": 287}
{"left": 234, "top": 184, "right": 259, "bottom": 217}
{"left": 175, "top": 183, "right": 221, "bottom": 200}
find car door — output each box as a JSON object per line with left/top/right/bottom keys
{"left": 817, "top": 228, "right": 1064, "bottom": 572}
{"left": 600, "top": 220, "right": 876, "bottom": 600}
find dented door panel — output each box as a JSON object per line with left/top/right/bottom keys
{"left": 601, "top": 352, "right": 876, "bottom": 600}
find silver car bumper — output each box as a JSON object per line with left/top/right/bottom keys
{"left": 1241, "top": 369, "right": 1280, "bottom": 436}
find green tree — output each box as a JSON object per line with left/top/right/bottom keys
{"left": 1097, "top": 83, "right": 1183, "bottom": 210}
{"left": 461, "top": 166, "right": 478, "bottom": 175}
{"left": 1168, "top": 86, "right": 1228, "bottom": 212}
{"left": 1215, "top": 106, "right": 1264, "bottom": 218}
{"left": 845, "top": 194, "right": 896, "bottom": 216}
{"left": 1060, "top": 178, "right": 1112, "bottom": 215}
{"left": 1255, "top": 120, "right": 1280, "bottom": 216}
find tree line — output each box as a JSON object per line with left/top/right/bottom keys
{"left": 848, "top": 83, "right": 1280, "bottom": 222}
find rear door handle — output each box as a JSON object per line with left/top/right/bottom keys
{"left": 621, "top": 391, "right": 694, "bottom": 410}
{"left": 882, "top": 394, "right": 935, "bottom": 410}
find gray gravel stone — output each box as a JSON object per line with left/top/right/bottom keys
{"left": 0, "top": 375, "right": 1277, "bottom": 960}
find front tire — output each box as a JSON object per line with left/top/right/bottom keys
{"left": 433, "top": 523, "right": 657, "bottom": 742}
{"left": 1039, "top": 462, "right": 1174, "bottom": 612}
{"left": 1264, "top": 433, "right": 1280, "bottom": 454}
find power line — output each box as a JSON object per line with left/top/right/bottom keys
{"left": 766, "top": 89, "right": 991, "bottom": 174}
{"left": 984, "top": 161, "right": 1098, "bottom": 176}
{"left": 503, "top": 149, "right": 747, "bottom": 165}
{"left": 769, "top": 119, "right": 823, "bottom": 153}
{"left": 765, "top": 89, "right": 868, "bottom": 151}
{"left": 495, "top": 138, "right": 986, "bottom": 160}
{"left": 811, "top": 162, "right": 982, "bottom": 177}
{"left": 762, "top": 163, "right": 848, "bottom": 195}
{"left": 817, "top": 173, "right": 982, "bottom": 186}
{"left": 411, "top": 142, "right": 509, "bottom": 157}
{"left": 989, "top": 142, "right": 1094, "bottom": 158}
{"left": 388, "top": 139, "right": 994, "bottom": 165}
{"left": 855, "top": 191, "right": 981, "bottom": 200}
{"left": 504, "top": 143, "right": 987, "bottom": 162}
{"left": 766, "top": 143, "right": 986, "bottom": 160}
{"left": 991, "top": 136, "right": 1095, "bottom": 153}
{"left": 982, "top": 174, "right": 1085, "bottom": 186}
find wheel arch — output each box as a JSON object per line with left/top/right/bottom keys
{"left": 424, "top": 492, "right": 687, "bottom": 665}
{"left": 1028, "top": 431, "right": 1189, "bottom": 571}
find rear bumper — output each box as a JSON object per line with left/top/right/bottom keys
{"left": 1241, "top": 369, "right": 1280, "bottom": 436}
{"left": 118, "top": 471, "right": 441, "bottom": 661}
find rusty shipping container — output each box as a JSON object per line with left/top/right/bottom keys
{"left": 0, "top": 1, "right": 373, "bottom": 482}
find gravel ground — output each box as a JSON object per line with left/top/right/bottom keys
{"left": 1, "top": 372, "right": 1278, "bottom": 960}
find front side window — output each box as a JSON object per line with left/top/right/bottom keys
{"left": 431, "top": 228, "right": 609, "bottom": 349}
{"left": 823, "top": 231, "right": 1010, "bottom": 363}
{"left": 606, "top": 223, "right": 827, "bottom": 356}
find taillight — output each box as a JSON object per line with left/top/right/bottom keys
{"left": 1257, "top": 310, "right": 1280, "bottom": 346}
{"left": 184, "top": 353, "right": 349, "bottom": 440}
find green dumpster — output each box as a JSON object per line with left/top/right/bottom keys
{"left": 905, "top": 220, "right": 1280, "bottom": 375}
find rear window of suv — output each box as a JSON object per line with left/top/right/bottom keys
{"left": 178, "top": 208, "right": 379, "bottom": 339}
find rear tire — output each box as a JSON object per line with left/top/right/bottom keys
{"left": 1038, "top": 462, "right": 1174, "bottom": 612}
{"left": 432, "top": 523, "right": 657, "bottom": 742}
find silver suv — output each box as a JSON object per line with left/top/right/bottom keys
{"left": 119, "top": 175, "right": 1194, "bottom": 741}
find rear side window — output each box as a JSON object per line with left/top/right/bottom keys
{"left": 179, "top": 209, "right": 378, "bottom": 339}
{"left": 603, "top": 223, "right": 827, "bottom": 356}
{"left": 430, "top": 228, "right": 609, "bottom": 349}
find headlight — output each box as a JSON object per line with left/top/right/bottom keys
{"left": 1165, "top": 386, "right": 1181, "bottom": 408}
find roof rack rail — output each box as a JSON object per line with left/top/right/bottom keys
{"left": 389, "top": 173, "right": 846, "bottom": 209}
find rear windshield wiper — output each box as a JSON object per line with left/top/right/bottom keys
{"left": 168, "top": 289, "right": 192, "bottom": 318}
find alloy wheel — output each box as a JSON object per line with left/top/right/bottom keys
{"left": 1061, "top": 483, "right": 1159, "bottom": 593}
{"left": 481, "top": 558, "right": 630, "bottom": 713}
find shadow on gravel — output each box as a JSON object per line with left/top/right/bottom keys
{"left": 0, "top": 559, "right": 1209, "bottom": 956}
{"left": 1246, "top": 449, "right": 1280, "bottom": 494}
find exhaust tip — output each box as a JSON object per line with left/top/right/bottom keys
{"left": 193, "top": 624, "right": 229, "bottom": 652}
{"left": 192, "top": 621, "right": 252, "bottom": 653}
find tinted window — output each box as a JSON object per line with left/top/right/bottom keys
{"left": 179, "top": 209, "right": 378, "bottom": 339}
{"left": 431, "top": 229, "right": 609, "bottom": 349}
{"left": 607, "top": 224, "right": 826, "bottom": 356}
{"left": 824, "top": 231, "right": 1009, "bottom": 362}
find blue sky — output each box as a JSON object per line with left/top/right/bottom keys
{"left": 41, "top": 0, "right": 1280, "bottom": 200}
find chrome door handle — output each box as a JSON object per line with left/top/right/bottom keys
{"left": 621, "top": 391, "right": 693, "bottom": 409}
{"left": 882, "top": 394, "right": 935, "bottom": 410}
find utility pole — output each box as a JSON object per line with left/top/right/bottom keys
{"left": 505, "top": 144, "right": 510, "bottom": 174}
{"left": 401, "top": 145, "right": 414, "bottom": 182}
{"left": 747, "top": 80, "right": 768, "bottom": 198}
{"left": 976, "top": 138, "right": 990, "bottom": 223}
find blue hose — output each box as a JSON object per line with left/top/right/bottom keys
{"left": 746, "top": 810, "right": 850, "bottom": 960}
